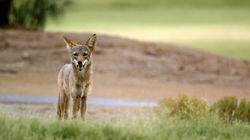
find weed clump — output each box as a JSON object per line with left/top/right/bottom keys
{"left": 158, "top": 95, "right": 209, "bottom": 119}
{"left": 159, "top": 95, "right": 250, "bottom": 123}
{"left": 214, "top": 97, "right": 250, "bottom": 122}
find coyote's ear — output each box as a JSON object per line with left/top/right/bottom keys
{"left": 85, "top": 34, "right": 96, "bottom": 52}
{"left": 63, "top": 35, "right": 75, "bottom": 50}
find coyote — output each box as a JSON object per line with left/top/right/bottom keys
{"left": 57, "top": 34, "right": 96, "bottom": 120}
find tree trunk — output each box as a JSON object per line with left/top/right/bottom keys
{"left": 0, "top": 0, "right": 13, "bottom": 27}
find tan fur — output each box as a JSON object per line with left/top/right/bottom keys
{"left": 57, "top": 34, "right": 96, "bottom": 120}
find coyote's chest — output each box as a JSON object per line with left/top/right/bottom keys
{"left": 71, "top": 88, "right": 83, "bottom": 98}
{"left": 71, "top": 81, "right": 88, "bottom": 98}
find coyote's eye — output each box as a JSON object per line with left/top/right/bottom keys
{"left": 73, "top": 52, "right": 78, "bottom": 56}
{"left": 83, "top": 52, "right": 88, "bottom": 57}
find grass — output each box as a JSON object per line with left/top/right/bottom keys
{"left": 63, "top": 0, "right": 250, "bottom": 9}
{"left": 1, "top": 95, "right": 249, "bottom": 139}
{"left": 0, "top": 112, "right": 249, "bottom": 140}
{"left": 45, "top": 0, "right": 250, "bottom": 61}
{"left": 176, "top": 40, "right": 250, "bottom": 61}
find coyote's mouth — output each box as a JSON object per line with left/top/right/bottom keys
{"left": 76, "top": 60, "right": 88, "bottom": 71}
{"left": 78, "top": 65, "right": 83, "bottom": 71}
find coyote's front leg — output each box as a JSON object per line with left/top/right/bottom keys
{"left": 72, "top": 98, "right": 78, "bottom": 119}
{"left": 80, "top": 96, "right": 87, "bottom": 120}
{"left": 80, "top": 83, "right": 91, "bottom": 120}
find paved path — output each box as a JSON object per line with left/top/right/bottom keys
{"left": 0, "top": 93, "right": 157, "bottom": 107}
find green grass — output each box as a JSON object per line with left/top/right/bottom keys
{"left": 65, "top": 0, "right": 250, "bottom": 9}
{"left": 45, "top": 0, "right": 250, "bottom": 61}
{"left": 175, "top": 40, "right": 250, "bottom": 61}
{"left": 1, "top": 96, "right": 249, "bottom": 139}
{"left": 0, "top": 113, "right": 249, "bottom": 140}
{"left": 46, "top": 7, "right": 250, "bottom": 31}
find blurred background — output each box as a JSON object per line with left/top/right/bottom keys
{"left": 46, "top": 0, "right": 250, "bottom": 61}
{"left": 1, "top": 0, "right": 250, "bottom": 60}
{"left": 0, "top": 0, "right": 249, "bottom": 108}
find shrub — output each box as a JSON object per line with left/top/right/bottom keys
{"left": 9, "top": 0, "right": 72, "bottom": 30}
{"left": 158, "top": 95, "right": 209, "bottom": 119}
{"left": 214, "top": 96, "right": 238, "bottom": 121}
{"left": 235, "top": 99, "right": 249, "bottom": 122}
{"left": 213, "top": 97, "right": 250, "bottom": 123}
{"left": 159, "top": 95, "right": 250, "bottom": 123}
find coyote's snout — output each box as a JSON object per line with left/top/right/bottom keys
{"left": 57, "top": 34, "right": 96, "bottom": 120}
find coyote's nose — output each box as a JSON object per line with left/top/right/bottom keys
{"left": 78, "top": 61, "right": 82, "bottom": 65}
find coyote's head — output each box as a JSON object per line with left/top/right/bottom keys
{"left": 63, "top": 34, "right": 96, "bottom": 72}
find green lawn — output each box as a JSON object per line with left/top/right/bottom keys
{"left": 45, "top": 0, "right": 250, "bottom": 61}
{"left": 1, "top": 95, "right": 249, "bottom": 139}
{"left": 0, "top": 113, "right": 249, "bottom": 140}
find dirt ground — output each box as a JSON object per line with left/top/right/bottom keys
{"left": 0, "top": 29, "right": 250, "bottom": 102}
{"left": 0, "top": 103, "right": 155, "bottom": 121}
{"left": 0, "top": 73, "right": 249, "bottom": 102}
